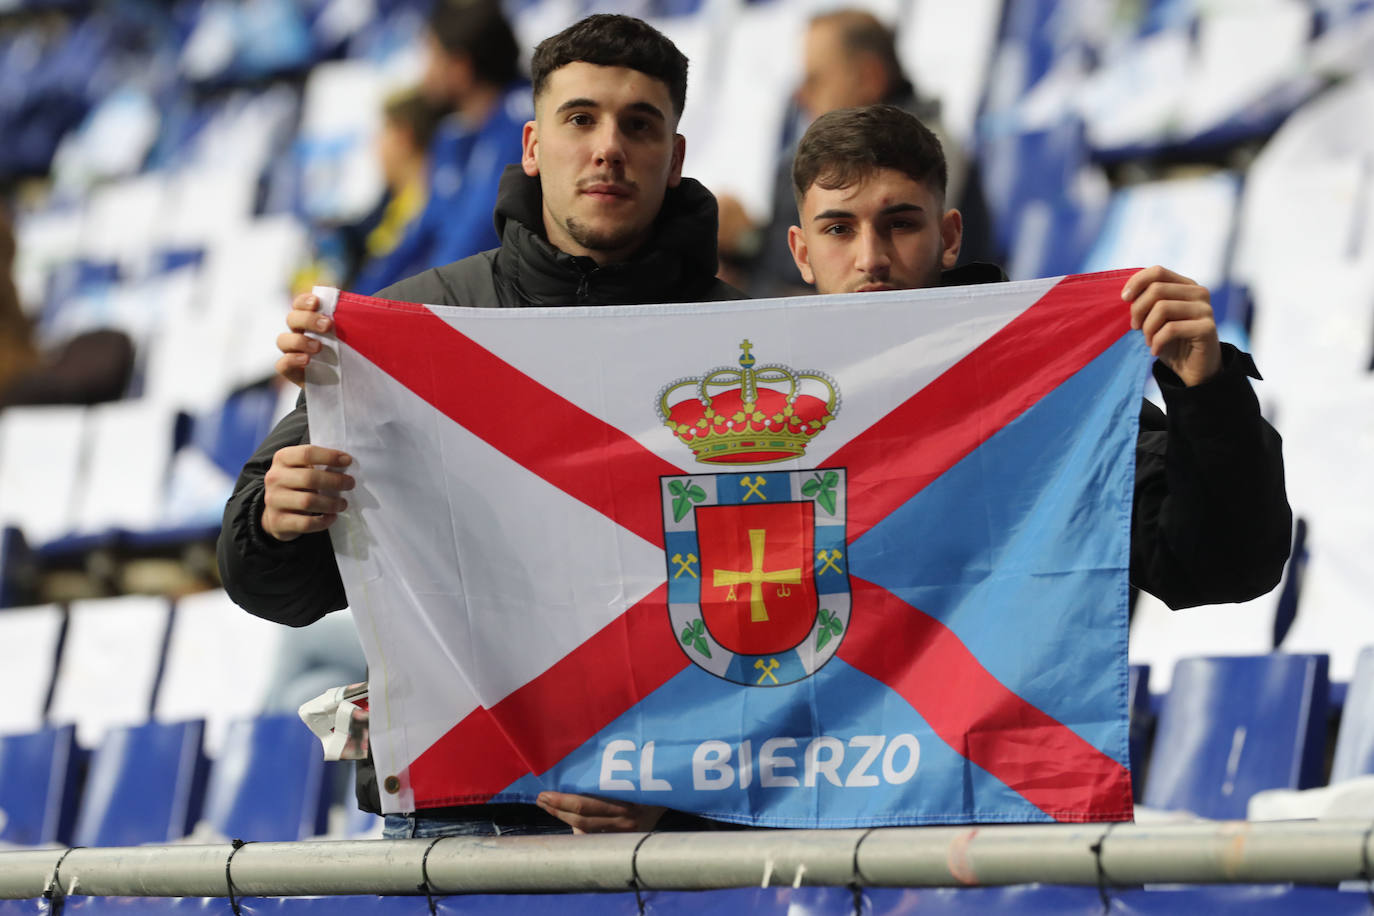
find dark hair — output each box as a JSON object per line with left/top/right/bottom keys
{"left": 792, "top": 104, "right": 947, "bottom": 210}
{"left": 531, "top": 14, "right": 688, "bottom": 119}
{"left": 810, "top": 9, "right": 912, "bottom": 102}
{"left": 382, "top": 88, "right": 444, "bottom": 152}
{"left": 428, "top": 0, "right": 520, "bottom": 87}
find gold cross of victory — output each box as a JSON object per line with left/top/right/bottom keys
{"left": 713, "top": 529, "right": 802, "bottom": 623}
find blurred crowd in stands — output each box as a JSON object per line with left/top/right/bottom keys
{"left": 0, "top": 0, "right": 1371, "bottom": 846}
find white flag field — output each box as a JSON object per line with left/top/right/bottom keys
{"left": 305, "top": 272, "right": 1150, "bottom": 827}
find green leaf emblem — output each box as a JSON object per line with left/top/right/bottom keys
{"left": 680, "top": 618, "right": 712, "bottom": 658}
{"left": 668, "top": 479, "right": 708, "bottom": 522}
{"left": 805, "top": 472, "right": 839, "bottom": 516}
{"left": 816, "top": 608, "right": 844, "bottom": 651}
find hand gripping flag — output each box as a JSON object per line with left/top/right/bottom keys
{"left": 306, "top": 270, "right": 1151, "bottom": 826}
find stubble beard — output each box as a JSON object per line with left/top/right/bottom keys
{"left": 564, "top": 215, "right": 644, "bottom": 255}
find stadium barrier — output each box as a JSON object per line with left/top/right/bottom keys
{"left": 2, "top": 821, "right": 1374, "bottom": 900}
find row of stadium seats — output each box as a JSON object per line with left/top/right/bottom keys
{"left": 2, "top": 584, "right": 1372, "bottom": 847}
{"left": 0, "top": 382, "right": 291, "bottom": 605}
{"left": 0, "top": 590, "right": 375, "bottom": 846}
{"left": 0, "top": 714, "right": 361, "bottom": 848}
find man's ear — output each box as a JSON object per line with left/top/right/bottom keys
{"left": 940, "top": 208, "right": 963, "bottom": 269}
{"left": 521, "top": 121, "right": 539, "bottom": 177}
{"left": 667, "top": 133, "right": 685, "bottom": 188}
{"left": 787, "top": 224, "right": 815, "bottom": 285}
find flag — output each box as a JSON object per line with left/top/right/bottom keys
{"left": 306, "top": 270, "right": 1151, "bottom": 827}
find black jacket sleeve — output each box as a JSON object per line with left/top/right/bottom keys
{"left": 216, "top": 394, "right": 347, "bottom": 626}
{"left": 1130, "top": 344, "right": 1292, "bottom": 609}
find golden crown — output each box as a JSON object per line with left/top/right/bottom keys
{"left": 655, "top": 339, "right": 841, "bottom": 465}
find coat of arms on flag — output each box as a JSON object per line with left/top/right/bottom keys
{"left": 306, "top": 271, "right": 1152, "bottom": 827}
{"left": 659, "top": 341, "right": 850, "bottom": 687}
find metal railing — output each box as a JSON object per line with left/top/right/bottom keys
{"left": 2, "top": 820, "right": 1372, "bottom": 900}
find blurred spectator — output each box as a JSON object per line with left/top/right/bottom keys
{"left": 717, "top": 8, "right": 987, "bottom": 296}
{"left": 365, "top": 89, "right": 444, "bottom": 266}
{"left": 0, "top": 212, "right": 132, "bottom": 409}
{"left": 299, "top": 88, "right": 444, "bottom": 292}
{"left": 350, "top": 0, "right": 530, "bottom": 295}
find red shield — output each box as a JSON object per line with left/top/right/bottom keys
{"left": 695, "top": 502, "right": 817, "bottom": 655}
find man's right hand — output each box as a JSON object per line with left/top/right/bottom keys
{"left": 276, "top": 292, "right": 332, "bottom": 388}
{"left": 261, "top": 445, "right": 354, "bottom": 542}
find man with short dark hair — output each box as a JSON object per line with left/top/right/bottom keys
{"left": 220, "top": 13, "right": 741, "bottom": 839}
{"left": 787, "top": 104, "right": 1292, "bottom": 608}
{"left": 352, "top": 0, "right": 529, "bottom": 293}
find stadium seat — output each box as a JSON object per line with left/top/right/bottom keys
{"left": 198, "top": 214, "right": 310, "bottom": 407}
{"left": 1128, "top": 587, "right": 1279, "bottom": 694}
{"left": 1143, "top": 654, "right": 1329, "bottom": 820}
{"left": 78, "top": 174, "right": 166, "bottom": 275}
{"left": 48, "top": 595, "right": 171, "bottom": 748}
{"left": 1247, "top": 647, "right": 1374, "bottom": 819}
{"left": 977, "top": 117, "right": 1089, "bottom": 259}
{"left": 69, "top": 399, "right": 179, "bottom": 537}
{"left": 154, "top": 589, "right": 286, "bottom": 755}
{"left": 1171, "top": 3, "right": 1315, "bottom": 148}
{"left": 898, "top": 0, "right": 1003, "bottom": 145}
{"left": 294, "top": 59, "right": 386, "bottom": 225}
{"left": 0, "top": 724, "right": 82, "bottom": 846}
{"left": 1005, "top": 183, "right": 1109, "bottom": 280}
{"left": 197, "top": 714, "right": 332, "bottom": 842}
{"left": 0, "top": 603, "right": 65, "bottom": 736}
{"left": 143, "top": 380, "right": 283, "bottom": 540}
{"left": 1079, "top": 172, "right": 1241, "bottom": 302}
{"left": 72, "top": 718, "right": 207, "bottom": 847}
{"left": 1331, "top": 646, "right": 1374, "bottom": 783}
{"left": 1272, "top": 385, "right": 1374, "bottom": 683}
{"left": 0, "top": 405, "right": 88, "bottom": 547}
{"left": 193, "top": 382, "right": 282, "bottom": 480}
{"left": 679, "top": 0, "right": 797, "bottom": 221}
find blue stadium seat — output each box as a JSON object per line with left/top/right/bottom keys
{"left": 1331, "top": 646, "right": 1374, "bottom": 783}
{"left": 1143, "top": 654, "right": 1329, "bottom": 819}
{"left": 198, "top": 714, "right": 332, "bottom": 842}
{"left": 977, "top": 117, "right": 1089, "bottom": 260}
{"left": 123, "top": 381, "right": 282, "bottom": 548}
{"left": 994, "top": 0, "right": 1066, "bottom": 98}
{"left": 72, "top": 719, "right": 208, "bottom": 847}
{"left": 194, "top": 382, "right": 282, "bottom": 479}
{"left": 0, "top": 724, "right": 82, "bottom": 846}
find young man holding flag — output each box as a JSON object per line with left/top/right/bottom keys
{"left": 784, "top": 104, "right": 1291, "bottom": 606}
{"left": 220, "top": 14, "right": 741, "bottom": 838}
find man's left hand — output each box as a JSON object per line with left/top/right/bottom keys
{"left": 536, "top": 791, "right": 666, "bottom": 834}
{"left": 1122, "top": 265, "right": 1222, "bottom": 387}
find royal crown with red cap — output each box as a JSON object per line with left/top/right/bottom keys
{"left": 656, "top": 339, "right": 841, "bottom": 465}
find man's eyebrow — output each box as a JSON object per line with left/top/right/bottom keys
{"left": 880, "top": 203, "right": 924, "bottom": 216}
{"left": 555, "top": 97, "right": 600, "bottom": 115}
{"left": 626, "top": 101, "right": 667, "bottom": 122}
{"left": 553, "top": 99, "right": 668, "bottom": 122}
{"left": 812, "top": 202, "right": 924, "bottom": 221}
